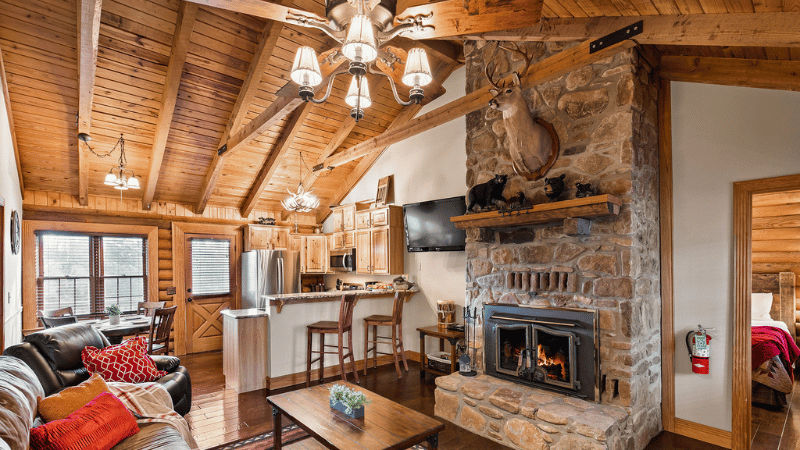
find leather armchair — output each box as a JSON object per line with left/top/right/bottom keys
{"left": 3, "top": 323, "right": 191, "bottom": 416}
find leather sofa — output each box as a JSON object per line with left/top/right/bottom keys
{"left": 0, "top": 355, "right": 191, "bottom": 450}
{"left": 3, "top": 323, "right": 191, "bottom": 415}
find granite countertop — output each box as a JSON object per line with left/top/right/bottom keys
{"left": 264, "top": 289, "right": 418, "bottom": 313}
{"left": 220, "top": 308, "right": 269, "bottom": 319}
{"left": 263, "top": 288, "right": 414, "bottom": 301}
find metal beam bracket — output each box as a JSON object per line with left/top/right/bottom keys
{"left": 590, "top": 20, "right": 643, "bottom": 54}
{"left": 217, "top": 144, "right": 227, "bottom": 156}
{"left": 312, "top": 163, "right": 324, "bottom": 172}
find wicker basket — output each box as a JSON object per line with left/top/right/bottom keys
{"left": 427, "top": 352, "right": 452, "bottom": 373}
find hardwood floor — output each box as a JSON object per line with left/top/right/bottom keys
{"left": 180, "top": 351, "right": 723, "bottom": 450}
{"left": 752, "top": 379, "right": 800, "bottom": 450}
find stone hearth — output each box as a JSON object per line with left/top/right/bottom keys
{"left": 435, "top": 41, "right": 661, "bottom": 450}
{"left": 435, "top": 373, "right": 630, "bottom": 450}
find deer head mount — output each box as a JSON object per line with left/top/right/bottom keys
{"left": 486, "top": 43, "right": 558, "bottom": 181}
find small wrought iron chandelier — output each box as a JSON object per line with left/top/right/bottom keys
{"left": 288, "top": 0, "right": 434, "bottom": 121}
{"left": 281, "top": 151, "right": 319, "bottom": 213}
{"left": 78, "top": 133, "right": 140, "bottom": 190}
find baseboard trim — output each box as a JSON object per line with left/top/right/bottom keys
{"left": 674, "top": 418, "right": 732, "bottom": 449}
{"left": 267, "top": 352, "right": 418, "bottom": 390}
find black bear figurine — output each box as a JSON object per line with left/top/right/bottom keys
{"left": 575, "top": 182, "right": 595, "bottom": 198}
{"left": 507, "top": 191, "right": 526, "bottom": 210}
{"left": 467, "top": 174, "right": 508, "bottom": 212}
{"left": 544, "top": 174, "right": 566, "bottom": 201}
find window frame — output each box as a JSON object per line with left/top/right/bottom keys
{"left": 34, "top": 231, "right": 149, "bottom": 317}
{"left": 187, "top": 236, "right": 233, "bottom": 300}
{"left": 22, "top": 221, "right": 159, "bottom": 332}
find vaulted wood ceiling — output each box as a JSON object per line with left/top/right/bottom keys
{"left": 1, "top": 0, "right": 799, "bottom": 220}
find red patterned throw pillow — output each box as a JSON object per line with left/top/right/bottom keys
{"left": 81, "top": 337, "right": 168, "bottom": 383}
{"left": 29, "top": 392, "right": 139, "bottom": 450}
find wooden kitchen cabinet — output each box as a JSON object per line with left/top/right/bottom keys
{"left": 302, "top": 235, "right": 327, "bottom": 274}
{"left": 344, "top": 231, "right": 355, "bottom": 248}
{"left": 353, "top": 205, "right": 404, "bottom": 274}
{"left": 290, "top": 234, "right": 303, "bottom": 252}
{"left": 342, "top": 205, "right": 356, "bottom": 230}
{"left": 330, "top": 232, "right": 344, "bottom": 251}
{"left": 330, "top": 204, "right": 356, "bottom": 232}
{"left": 244, "top": 225, "right": 290, "bottom": 251}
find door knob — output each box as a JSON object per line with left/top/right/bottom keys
{"left": 187, "top": 297, "right": 193, "bottom": 302}
{"left": 187, "top": 288, "right": 192, "bottom": 293}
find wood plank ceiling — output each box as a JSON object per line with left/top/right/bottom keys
{"left": 1, "top": 0, "right": 798, "bottom": 220}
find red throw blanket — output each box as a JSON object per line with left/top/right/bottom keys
{"left": 752, "top": 326, "right": 800, "bottom": 378}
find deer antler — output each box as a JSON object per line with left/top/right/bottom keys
{"left": 498, "top": 42, "right": 533, "bottom": 78}
{"left": 484, "top": 57, "right": 503, "bottom": 90}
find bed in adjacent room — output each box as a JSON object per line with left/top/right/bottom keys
{"left": 752, "top": 272, "right": 799, "bottom": 409}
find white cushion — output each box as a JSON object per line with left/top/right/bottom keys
{"left": 752, "top": 293, "right": 774, "bottom": 322}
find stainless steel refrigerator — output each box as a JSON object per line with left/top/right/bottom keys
{"left": 241, "top": 250, "right": 301, "bottom": 309}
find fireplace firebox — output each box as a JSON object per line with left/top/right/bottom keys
{"left": 484, "top": 303, "right": 599, "bottom": 401}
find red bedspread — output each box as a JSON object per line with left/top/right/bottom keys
{"left": 752, "top": 326, "right": 800, "bottom": 377}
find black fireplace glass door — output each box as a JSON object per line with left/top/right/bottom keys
{"left": 495, "top": 325, "right": 530, "bottom": 376}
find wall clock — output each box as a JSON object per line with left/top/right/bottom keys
{"left": 10, "top": 210, "right": 20, "bottom": 255}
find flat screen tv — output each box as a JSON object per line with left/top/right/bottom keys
{"left": 403, "top": 196, "right": 467, "bottom": 252}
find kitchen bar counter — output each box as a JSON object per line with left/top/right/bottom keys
{"left": 265, "top": 289, "right": 416, "bottom": 313}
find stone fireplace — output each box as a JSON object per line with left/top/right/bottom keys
{"left": 484, "top": 304, "right": 598, "bottom": 400}
{"left": 433, "top": 41, "right": 661, "bottom": 450}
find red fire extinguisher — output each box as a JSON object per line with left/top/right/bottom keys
{"left": 685, "top": 325, "right": 714, "bottom": 374}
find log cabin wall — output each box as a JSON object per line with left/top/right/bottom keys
{"left": 752, "top": 189, "right": 800, "bottom": 308}
{"left": 21, "top": 188, "right": 317, "bottom": 334}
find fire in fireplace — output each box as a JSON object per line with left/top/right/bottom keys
{"left": 484, "top": 303, "right": 598, "bottom": 401}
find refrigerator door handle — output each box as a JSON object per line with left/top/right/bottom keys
{"left": 277, "top": 258, "right": 284, "bottom": 294}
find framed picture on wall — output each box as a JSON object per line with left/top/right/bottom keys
{"left": 376, "top": 175, "right": 393, "bottom": 206}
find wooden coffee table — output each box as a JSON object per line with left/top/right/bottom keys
{"left": 268, "top": 382, "right": 444, "bottom": 450}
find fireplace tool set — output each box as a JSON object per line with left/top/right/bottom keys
{"left": 458, "top": 307, "right": 478, "bottom": 377}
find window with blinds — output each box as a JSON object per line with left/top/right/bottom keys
{"left": 35, "top": 232, "right": 148, "bottom": 316}
{"left": 190, "top": 238, "right": 231, "bottom": 296}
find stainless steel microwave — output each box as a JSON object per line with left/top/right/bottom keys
{"left": 329, "top": 248, "right": 355, "bottom": 273}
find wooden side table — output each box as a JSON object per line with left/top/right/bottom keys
{"left": 417, "top": 325, "right": 464, "bottom": 378}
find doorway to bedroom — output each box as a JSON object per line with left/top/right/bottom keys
{"left": 743, "top": 184, "right": 800, "bottom": 450}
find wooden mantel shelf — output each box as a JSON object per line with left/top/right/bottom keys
{"left": 450, "top": 195, "right": 622, "bottom": 229}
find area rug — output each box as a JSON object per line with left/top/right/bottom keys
{"left": 207, "top": 424, "right": 428, "bottom": 450}
{"left": 207, "top": 424, "right": 309, "bottom": 450}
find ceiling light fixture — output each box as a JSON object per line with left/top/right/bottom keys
{"left": 282, "top": 151, "right": 320, "bottom": 213}
{"left": 287, "top": 0, "right": 434, "bottom": 121}
{"left": 78, "top": 133, "right": 140, "bottom": 191}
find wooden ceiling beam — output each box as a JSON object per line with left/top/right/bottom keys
{"left": 195, "top": 8, "right": 290, "bottom": 214}
{"left": 142, "top": 1, "right": 199, "bottom": 211}
{"left": 469, "top": 13, "right": 800, "bottom": 48}
{"left": 315, "top": 38, "right": 635, "bottom": 172}
{"left": 659, "top": 55, "right": 800, "bottom": 92}
{"left": 0, "top": 46, "right": 24, "bottom": 192}
{"left": 77, "top": 0, "right": 103, "bottom": 206}
{"left": 240, "top": 103, "right": 314, "bottom": 218}
{"left": 394, "top": 37, "right": 462, "bottom": 65}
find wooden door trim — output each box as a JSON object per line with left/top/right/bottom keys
{"left": 0, "top": 194, "right": 4, "bottom": 350}
{"left": 172, "top": 222, "right": 242, "bottom": 355}
{"left": 657, "top": 79, "right": 675, "bottom": 432}
{"left": 731, "top": 173, "right": 800, "bottom": 450}
{"left": 21, "top": 220, "right": 158, "bottom": 331}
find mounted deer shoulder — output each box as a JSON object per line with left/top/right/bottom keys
{"left": 487, "top": 43, "right": 559, "bottom": 181}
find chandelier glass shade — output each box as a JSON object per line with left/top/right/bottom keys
{"left": 288, "top": 0, "right": 434, "bottom": 121}
{"left": 282, "top": 151, "right": 320, "bottom": 213}
{"left": 341, "top": 15, "right": 378, "bottom": 63}
{"left": 345, "top": 76, "right": 371, "bottom": 108}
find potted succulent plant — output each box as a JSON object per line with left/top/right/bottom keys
{"left": 106, "top": 304, "right": 122, "bottom": 325}
{"left": 328, "top": 384, "right": 370, "bottom": 419}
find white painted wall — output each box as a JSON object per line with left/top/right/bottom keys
{"left": 323, "top": 67, "right": 468, "bottom": 355}
{"left": 671, "top": 82, "right": 800, "bottom": 430}
{"left": 0, "top": 82, "right": 23, "bottom": 347}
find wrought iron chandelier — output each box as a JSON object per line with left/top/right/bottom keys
{"left": 78, "top": 133, "right": 140, "bottom": 190}
{"left": 281, "top": 151, "right": 320, "bottom": 213}
{"left": 288, "top": 0, "right": 434, "bottom": 121}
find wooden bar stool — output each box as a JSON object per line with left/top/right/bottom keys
{"left": 306, "top": 293, "right": 360, "bottom": 387}
{"left": 363, "top": 291, "right": 409, "bottom": 378}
